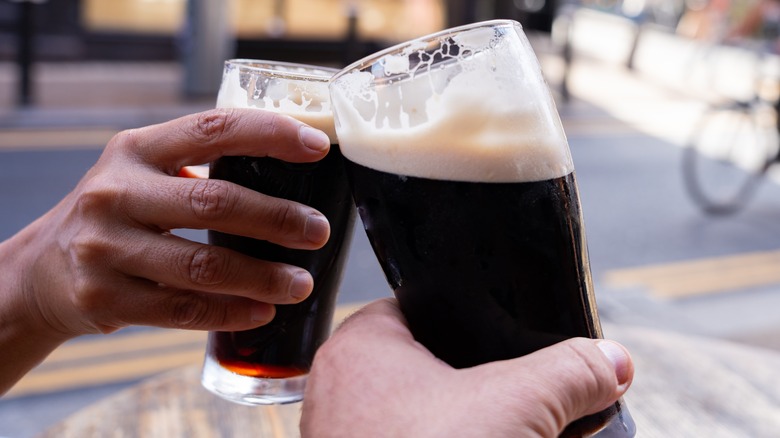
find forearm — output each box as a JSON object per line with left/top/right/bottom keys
{"left": 0, "top": 221, "right": 71, "bottom": 395}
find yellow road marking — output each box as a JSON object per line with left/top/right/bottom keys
{"left": 562, "top": 118, "right": 643, "bottom": 137}
{"left": 0, "top": 128, "right": 118, "bottom": 151}
{"left": 38, "top": 330, "right": 206, "bottom": 369}
{"left": 7, "top": 349, "right": 204, "bottom": 398}
{"left": 17, "top": 246, "right": 778, "bottom": 398}
{"left": 7, "top": 302, "right": 367, "bottom": 399}
{"left": 604, "top": 250, "right": 780, "bottom": 298}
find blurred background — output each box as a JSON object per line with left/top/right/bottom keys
{"left": 3, "top": 0, "right": 780, "bottom": 436}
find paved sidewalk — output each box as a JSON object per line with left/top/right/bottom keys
{"left": 0, "top": 61, "right": 213, "bottom": 130}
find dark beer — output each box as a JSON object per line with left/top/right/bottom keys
{"left": 208, "top": 145, "right": 355, "bottom": 378}
{"left": 346, "top": 162, "right": 627, "bottom": 436}
{"left": 347, "top": 165, "right": 598, "bottom": 368}
{"left": 201, "top": 60, "right": 355, "bottom": 404}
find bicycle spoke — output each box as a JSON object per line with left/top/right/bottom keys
{"left": 682, "top": 103, "right": 774, "bottom": 215}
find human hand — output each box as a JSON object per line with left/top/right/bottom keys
{"left": 301, "top": 299, "right": 633, "bottom": 438}
{"left": 1, "top": 108, "right": 332, "bottom": 342}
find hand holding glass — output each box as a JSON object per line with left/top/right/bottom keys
{"left": 201, "top": 60, "right": 355, "bottom": 405}
{"left": 329, "top": 20, "right": 636, "bottom": 436}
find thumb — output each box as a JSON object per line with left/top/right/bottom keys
{"left": 466, "top": 337, "right": 633, "bottom": 437}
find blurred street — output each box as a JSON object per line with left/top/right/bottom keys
{"left": 3, "top": 8, "right": 780, "bottom": 438}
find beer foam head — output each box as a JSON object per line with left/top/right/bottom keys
{"left": 330, "top": 20, "right": 573, "bottom": 183}
{"left": 217, "top": 60, "right": 338, "bottom": 142}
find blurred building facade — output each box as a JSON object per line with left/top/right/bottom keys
{"left": 0, "top": 0, "right": 441, "bottom": 64}
{"left": 0, "top": 0, "right": 561, "bottom": 65}
{"left": 0, "top": 0, "right": 562, "bottom": 103}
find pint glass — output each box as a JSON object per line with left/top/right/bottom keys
{"left": 201, "top": 60, "right": 355, "bottom": 405}
{"left": 329, "top": 21, "right": 636, "bottom": 436}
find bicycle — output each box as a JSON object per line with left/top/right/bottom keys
{"left": 682, "top": 40, "right": 780, "bottom": 215}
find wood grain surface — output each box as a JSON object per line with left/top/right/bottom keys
{"left": 41, "top": 323, "right": 780, "bottom": 438}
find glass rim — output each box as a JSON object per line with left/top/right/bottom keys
{"left": 224, "top": 59, "right": 338, "bottom": 81}
{"left": 331, "top": 19, "right": 522, "bottom": 83}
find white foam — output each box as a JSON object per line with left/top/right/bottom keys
{"left": 330, "top": 22, "right": 573, "bottom": 183}
{"left": 217, "top": 64, "right": 337, "bottom": 143}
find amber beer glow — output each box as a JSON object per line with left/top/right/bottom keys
{"left": 330, "top": 20, "right": 635, "bottom": 436}
{"left": 208, "top": 146, "right": 353, "bottom": 378}
{"left": 201, "top": 60, "right": 355, "bottom": 405}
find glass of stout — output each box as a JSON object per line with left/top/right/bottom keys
{"left": 329, "top": 20, "right": 636, "bottom": 436}
{"left": 201, "top": 60, "right": 355, "bottom": 405}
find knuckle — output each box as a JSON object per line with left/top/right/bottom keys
{"left": 75, "top": 176, "right": 126, "bottom": 218}
{"left": 182, "top": 245, "right": 229, "bottom": 287}
{"left": 259, "top": 111, "right": 285, "bottom": 137}
{"left": 268, "top": 201, "right": 302, "bottom": 236}
{"left": 187, "top": 178, "right": 235, "bottom": 220}
{"left": 491, "top": 339, "right": 617, "bottom": 436}
{"left": 235, "top": 264, "right": 294, "bottom": 304}
{"left": 69, "top": 231, "right": 111, "bottom": 266}
{"left": 265, "top": 268, "right": 292, "bottom": 299}
{"left": 107, "top": 127, "right": 144, "bottom": 155}
{"left": 69, "top": 275, "right": 109, "bottom": 321}
{"left": 564, "top": 338, "right": 615, "bottom": 399}
{"left": 66, "top": 222, "right": 119, "bottom": 280}
{"left": 62, "top": 214, "right": 120, "bottom": 325}
{"left": 70, "top": 280, "right": 101, "bottom": 312}
{"left": 66, "top": 238, "right": 117, "bottom": 324}
{"left": 168, "top": 294, "right": 212, "bottom": 329}
{"left": 193, "top": 109, "right": 235, "bottom": 143}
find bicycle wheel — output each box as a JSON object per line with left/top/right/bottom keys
{"left": 682, "top": 101, "right": 777, "bottom": 215}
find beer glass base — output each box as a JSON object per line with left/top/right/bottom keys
{"left": 200, "top": 355, "right": 307, "bottom": 405}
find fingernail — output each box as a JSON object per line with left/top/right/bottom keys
{"left": 299, "top": 126, "right": 330, "bottom": 152}
{"left": 251, "top": 302, "right": 275, "bottom": 324}
{"left": 305, "top": 213, "right": 330, "bottom": 244}
{"left": 289, "top": 270, "right": 313, "bottom": 301}
{"left": 597, "top": 340, "right": 631, "bottom": 387}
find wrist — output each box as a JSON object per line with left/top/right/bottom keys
{"left": 0, "top": 224, "right": 72, "bottom": 395}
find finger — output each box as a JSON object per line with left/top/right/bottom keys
{"left": 304, "top": 298, "right": 452, "bottom": 437}
{"left": 127, "top": 173, "right": 331, "bottom": 249}
{"left": 111, "top": 108, "right": 331, "bottom": 173}
{"left": 335, "top": 298, "right": 415, "bottom": 341}
{"left": 116, "top": 232, "right": 314, "bottom": 304}
{"left": 327, "top": 298, "right": 439, "bottom": 364}
{"left": 470, "top": 338, "right": 633, "bottom": 436}
{"left": 81, "top": 279, "right": 278, "bottom": 333}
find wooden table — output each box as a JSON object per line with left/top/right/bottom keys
{"left": 41, "top": 323, "right": 780, "bottom": 438}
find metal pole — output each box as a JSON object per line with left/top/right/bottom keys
{"left": 15, "top": 0, "right": 35, "bottom": 107}
{"left": 182, "top": 0, "right": 234, "bottom": 98}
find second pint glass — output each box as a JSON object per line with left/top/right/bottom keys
{"left": 329, "top": 21, "right": 636, "bottom": 436}
{"left": 201, "top": 60, "right": 355, "bottom": 405}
